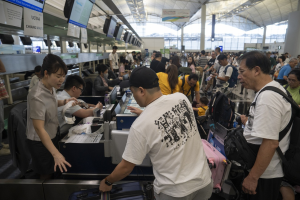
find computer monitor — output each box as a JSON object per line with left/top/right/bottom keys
{"left": 109, "top": 86, "right": 118, "bottom": 104}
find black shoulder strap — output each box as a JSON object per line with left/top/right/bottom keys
{"left": 284, "top": 85, "right": 289, "bottom": 90}
{"left": 181, "top": 74, "right": 186, "bottom": 94}
{"left": 200, "top": 106, "right": 207, "bottom": 111}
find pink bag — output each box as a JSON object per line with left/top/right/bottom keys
{"left": 202, "top": 139, "right": 229, "bottom": 193}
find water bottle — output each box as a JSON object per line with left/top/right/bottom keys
{"left": 104, "top": 94, "right": 110, "bottom": 108}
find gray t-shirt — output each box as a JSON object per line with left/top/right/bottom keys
{"left": 26, "top": 81, "right": 59, "bottom": 141}
{"left": 57, "top": 90, "right": 82, "bottom": 133}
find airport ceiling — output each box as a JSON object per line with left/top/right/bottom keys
{"left": 0, "top": 0, "right": 298, "bottom": 44}
{"left": 42, "top": 0, "right": 300, "bottom": 37}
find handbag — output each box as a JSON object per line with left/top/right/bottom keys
{"left": 0, "top": 78, "right": 9, "bottom": 100}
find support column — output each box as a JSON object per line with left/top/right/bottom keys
{"left": 4, "top": 75, "right": 13, "bottom": 104}
{"left": 262, "top": 26, "right": 267, "bottom": 49}
{"left": 47, "top": 35, "right": 51, "bottom": 54}
{"left": 89, "top": 42, "right": 92, "bottom": 53}
{"left": 80, "top": 43, "right": 83, "bottom": 53}
{"left": 181, "top": 26, "right": 184, "bottom": 51}
{"left": 298, "top": 0, "right": 300, "bottom": 11}
{"left": 60, "top": 37, "right": 67, "bottom": 53}
{"left": 200, "top": 4, "right": 206, "bottom": 51}
{"left": 93, "top": 61, "right": 96, "bottom": 72}
{"left": 284, "top": 10, "right": 300, "bottom": 57}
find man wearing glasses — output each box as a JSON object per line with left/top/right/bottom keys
{"left": 57, "top": 75, "right": 103, "bottom": 137}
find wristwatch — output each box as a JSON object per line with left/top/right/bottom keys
{"left": 104, "top": 178, "right": 113, "bottom": 186}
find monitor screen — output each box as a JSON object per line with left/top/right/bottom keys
{"left": 69, "top": 0, "right": 94, "bottom": 28}
{"left": 124, "top": 32, "right": 131, "bottom": 43}
{"left": 130, "top": 37, "right": 135, "bottom": 44}
{"left": 109, "top": 86, "right": 118, "bottom": 104}
{"left": 7, "top": 0, "right": 45, "bottom": 12}
{"left": 115, "top": 26, "right": 123, "bottom": 41}
{"left": 33, "top": 46, "right": 41, "bottom": 53}
{"left": 106, "top": 17, "right": 117, "bottom": 38}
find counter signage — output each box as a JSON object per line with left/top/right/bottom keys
{"left": 0, "top": 1, "right": 22, "bottom": 27}
{"left": 81, "top": 28, "right": 87, "bottom": 43}
{"left": 24, "top": 7, "right": 43, "bottom": 37}
{"left": 67, "top": 23, "right": 80, "bottom": 38}
{"left": 96, "top": 53, "right": 103, "bottom": 57}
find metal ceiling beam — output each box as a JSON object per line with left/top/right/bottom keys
{"left": 102, "top": 0, "right": 142, "bottom": 41}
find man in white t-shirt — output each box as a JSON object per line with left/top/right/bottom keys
{"left": 126, "top": 52, "right": 134, "bottom": 64}
{"left": 212, "top": 54, "right": 235, "bottom": 95}
{"left": 238, "top": 51, "right": 291, "bottom": 200}
{"left": 109, "top": 46, "right": 119, "bottom": 73}
{"left": 57, "top": 75, "right": 102, "bottom": 135}
{"left": 99, "top": 67, "right": 213, "bottom": 200}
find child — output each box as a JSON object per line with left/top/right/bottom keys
{"left": 193, "top": 97, "right": 209, "bottom": 117}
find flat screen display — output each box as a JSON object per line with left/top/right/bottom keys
{"left": 106, "top": 17, "right": 117, "bottom": 38}
{"left": 7, "top": 0, "right": 45, "bottom": 12}
{"left": 115, "top": 26, "right": 123, "bottom": 41}
{"left": 130, "top": 36, "right": 134, "bottom": 44}
{"left": 33, "top": 46, "right": 41, "bottom": 53}
{"left": 69, "top": 0, "right": 94, "bottom": 28}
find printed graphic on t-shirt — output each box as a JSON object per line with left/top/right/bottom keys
{"left": 154, "top": 99, "right": 198, "bottom": 150}
{"left": 247, "top": 115, "right": 254, "bottom": 131}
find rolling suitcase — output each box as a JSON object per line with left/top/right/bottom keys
{"left": 202, "top": 139, "right": 229, "bottom": 193}
{"left": 69, "top": 182, "right": 151, "bottom": 200}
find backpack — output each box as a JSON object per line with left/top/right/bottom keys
{"left": 208, "top": 91, "right": 235, "bottom": 129}
{"left": 218, "top": 65, "right": 238, "bottom": 88}
{"left": 224, "top": 127, "right": 257, "bottom": 170}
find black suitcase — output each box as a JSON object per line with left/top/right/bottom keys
{"left": 69, "top": 182, "right": 153, "bottom": 200}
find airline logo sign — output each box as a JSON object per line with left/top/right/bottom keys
{"left": 24, "top": 7, "right": 43, "bottom": 37}
{"left": 162, "top": 9, "right": 190, "bottom": 22}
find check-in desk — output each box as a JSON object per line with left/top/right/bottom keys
{"left": 115, "top": 93, "right": 145, "bottom": 130}
{"left": 59, "top": 91, "right": 153, "bottom": 181}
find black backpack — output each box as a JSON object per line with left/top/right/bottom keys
{"left": 208, "top": 91, "right": 235, "bottom": 129}
{"left": 224, "top": 127, "right": 257, "bottom": 170}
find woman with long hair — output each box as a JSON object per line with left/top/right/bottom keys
{"left": 172, "top": 56, "right": 183, "bottom": 75}
{"left": 187, "top": 56, "right": 196, "bottom": 73}
{"left": 156, "top": 64, "right": 179, "bottom": 95}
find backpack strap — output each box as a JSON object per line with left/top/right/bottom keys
{"left": 249, "top": 86, "right": 297, "bottom": 141}
{"left": 200, "top": 106, "right": 207, "bottom": 111}
{"left": 181, "top": 74, "right": 186, "bottom": 94}
{"left": 284, "top": 84, "right": 289, "bottom": 90}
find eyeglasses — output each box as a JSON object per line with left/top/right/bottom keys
{"left": 76, "top": 87, "right": 84, "bottom": 93}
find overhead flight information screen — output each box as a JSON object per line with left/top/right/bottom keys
{"left": 69, "top": 0, "right": 94, "bottom": 28}
{"left": 7, "top": 0, "right": 45, "bottom": 12}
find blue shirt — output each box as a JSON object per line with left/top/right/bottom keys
{"left": 277, "top": 64, "right": 291, "bottom": 80}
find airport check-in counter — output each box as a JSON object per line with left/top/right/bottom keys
{"left": 59, "top": 87, "right": 153, "bottom": 180}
